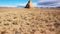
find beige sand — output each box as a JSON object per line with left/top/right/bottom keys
{"left": 0, "top": 8, "right": 60, "bottom": 34}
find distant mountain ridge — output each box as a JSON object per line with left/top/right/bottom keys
{"left": 17, "top": 6, "right": 25, "bottom": 8}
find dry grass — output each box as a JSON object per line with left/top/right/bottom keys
{"left": 0, "top": 7, "right": 60, "bottom": 34}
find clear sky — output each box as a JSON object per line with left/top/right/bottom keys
{"left": 0, "top": 0, "right": 37, "bottom": 7}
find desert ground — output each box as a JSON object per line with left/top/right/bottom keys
{"left": 0, "top": 7, "right": 60, "bottom": 34}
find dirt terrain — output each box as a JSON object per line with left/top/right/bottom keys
{"left": 0, "top": 7, "right": 60, "bottom": 34}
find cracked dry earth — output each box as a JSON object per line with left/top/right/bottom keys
{"left": 0, "top": 8, "right": 60, "bottom": 34}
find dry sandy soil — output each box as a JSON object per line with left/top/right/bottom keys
{"left": 0, "top": 7, "right": 60, "bottom": 34}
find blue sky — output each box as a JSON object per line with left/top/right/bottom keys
{"left": 38, "top": 0, "right": 60, "bottom": 7}
{"left": 0, "top": 0, "right": 60, "bottom": 7}
{"left": 0, "top": 0, "right": 37, "bottom": 7}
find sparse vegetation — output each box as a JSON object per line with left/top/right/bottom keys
{"left": 0, "top": 8, "right": 60, "bottom": 34}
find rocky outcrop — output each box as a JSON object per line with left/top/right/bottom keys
{"left": 25, "top": 0, "right": 34, "bottom": 8}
